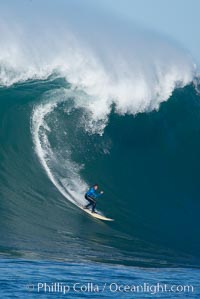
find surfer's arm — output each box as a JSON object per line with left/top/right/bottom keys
{"left": 96, "top": 191, "right": 104, "bottom": 198}
{"left": 87, "top": 188, "right": 104, "bottom": 198}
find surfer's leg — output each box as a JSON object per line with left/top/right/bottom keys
{"left": 84, "top": 194, "right": 90, "bottom": 208}
{"left": 84, "top": 195, "right": 93, "bottom": 209}
{"left": 92, "top": 201, "right": 96, "bottom": 213}
{"left": 85, "top": 202, "right": 92, "bottom": 209}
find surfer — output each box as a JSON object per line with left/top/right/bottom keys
{"left": 84, "top": 184, "right": 104, "bottom": 213}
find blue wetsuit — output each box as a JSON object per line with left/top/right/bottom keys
{"left": 86, "top": 187, "right": 102, "bottom": 199}
{"left": 85, "top": 187, "right": 102, "bottom": 212}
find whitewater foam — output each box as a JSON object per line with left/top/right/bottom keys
{"left": 31, "top": 91, "right": 88, "bottom": 207}
{"left": 0, "top": 0, "right": 196, "bottom": 125}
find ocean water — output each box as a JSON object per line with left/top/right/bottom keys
{"left": 1, "top": 258, "right": 199, "bottom": 298}
{"left": 0, "top": 0, "right": 200, "bottom": 298}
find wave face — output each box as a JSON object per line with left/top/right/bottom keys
{"left": 0, "top": 0, "right": 200, "bottom": 267}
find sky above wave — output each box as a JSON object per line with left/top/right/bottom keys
{"left": 96, "top": 0, "right": 200, "bottom": 65}
{"left": 1, "top": 0, "right": 199, "bottom": 66}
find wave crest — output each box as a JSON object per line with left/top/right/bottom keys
{"left": 0, "top": 0, "right": 196, "bottom": 124}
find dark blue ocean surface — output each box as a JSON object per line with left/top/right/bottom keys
{"left": 1, "top": 257, "right": 199, "bottom": 298}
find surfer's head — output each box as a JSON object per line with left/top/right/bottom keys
{"left": 93, "top": 184, "right": 98, "bottom": 190}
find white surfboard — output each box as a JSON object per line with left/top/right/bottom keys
{"left": 80, "top": 206, "right": 114, "bottom": 221}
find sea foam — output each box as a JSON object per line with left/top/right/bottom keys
{"left": 0, "top": 0, "right": 196, "bottom": 125}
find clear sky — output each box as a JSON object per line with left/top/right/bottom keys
{"left": 94, "top": 0, "right": 200, "bottom": 65}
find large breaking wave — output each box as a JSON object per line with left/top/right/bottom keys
{"left": 0, "top": 0, "right": 200, "bottom": 267}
